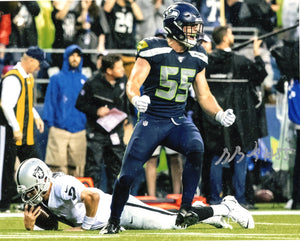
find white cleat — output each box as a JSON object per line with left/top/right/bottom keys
{"left": 221, "top": 195, "right": 255, "bottom": 229}
{"left": 201, "top": 216, "right": 233, "bottom": 229}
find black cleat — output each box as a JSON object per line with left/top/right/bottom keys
{"left": 175, "top": 208, "right": 199, "bottom": 228}
{"left": 99, "top": 221, "right": 121, "bottom": 234}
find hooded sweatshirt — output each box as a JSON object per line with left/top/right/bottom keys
{"left": 43, "top": 45, "right": 87, "bottom": 133}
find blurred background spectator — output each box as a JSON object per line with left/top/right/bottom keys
{"left": 43, "top": 45, "right": 87, "bottom": 177}
{"left": 102, "top": 0, "right": 143, "bottom": 78}
{"left": 51, "top": 0, "right": 76, "bottom": 69}
{"left": 74, "top": 0, "right": 105, "bottom": 71}
{"left": 0, "top": 10, "right": 11, "bottom": 75}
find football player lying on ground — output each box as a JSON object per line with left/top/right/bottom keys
{"left": 15, "top": 158, "right": 254, "bottom": 231}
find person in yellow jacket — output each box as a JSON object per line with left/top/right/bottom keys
{"left": 0, "top": 46, "right": 46, "bottom": 212}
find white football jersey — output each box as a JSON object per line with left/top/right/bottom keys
{"left": 47, "top": 174, "right": 178, "bottom": 230}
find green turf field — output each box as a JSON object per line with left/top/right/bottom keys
{"left": 0, "top": 203, "right": 300, "bottom": 241}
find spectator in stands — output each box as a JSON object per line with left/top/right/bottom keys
{"left": 4, "top": 1, "right": 40, "bottom": 66}
{"left": 9, "top": 2, "right": 40, "bottom": 48}
{"left": 76, "top": 54, "right": 129, "bottom": 194}
{"left": 281, "top": 0, "right": 299, "bottom": 40}
{"left": 43, "top": 45, "right": 87, "bottom": 177}
{"left": 135, "top": 0, "right": 174, "bottom": 41}
{"left": 103, "top": 0, "right": 143, "bottom": 78}
{"left": 198, "top": 0, "right": 222, "bottom": 26}
{"left": 202, "top": 26, "right": 268, "bottom": 207}
{"left": 225, "top": 0, "right": 242, "bottom": 26}
{"left": 74, "top": 0, "right": 105, "bottom": 71}
{"left": 152, "top": 0, "right": 175, "bottom": 31}
{"left": 51, "top": 0, "right": 77, "bottom": 69}
{"left": 238, "top": 0, "right": 280, "bottom": 49}
{"left": 0, "top": 46, "right": 45, "bottom": 212}
{"left": 0, "top": 10, "right": 12, "bottom": 75}
{"left": 135, "top": 0, "right": 157, "bottom": 41}
{"left": 228, "top": 0, "right": 278, "bottom": 104}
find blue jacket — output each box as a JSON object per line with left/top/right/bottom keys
{"left": 43, "top": 45, "right": 87, "bottom": 133}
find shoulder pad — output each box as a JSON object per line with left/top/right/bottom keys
{"left": 137, "top": 37, "right": 171, "bottom": 58}
{"left": 137, "top": 37, "right": 168, "bottom": 52}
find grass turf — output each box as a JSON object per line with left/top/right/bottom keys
{"left": 0, "top": 203, "right": 299, "bottom": 241}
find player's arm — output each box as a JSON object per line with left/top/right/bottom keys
{"left": 193, "top": 68, "right": 236, "bottom": 127}
{"left": 126, "top": 57, "right": 151, "bottom": 113}
{"left": 126, "top": 57, "right": 150, "bottom": 102}
{"left": 193, "top": 68, "right": 222, "bottom": 117}
{"left": 65, "top": 188, "right": 100, "bottom": 231}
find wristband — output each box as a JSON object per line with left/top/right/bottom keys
{"left": 215, "top": 110, "right": 223, "bottom": 122}
{"left": 81, "top": 216, "right": 96, "bottom": 230}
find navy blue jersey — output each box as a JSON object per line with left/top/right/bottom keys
{"left": 136, "top": 37, "right": 208, "bottom": 118}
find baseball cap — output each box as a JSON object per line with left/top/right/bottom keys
{"left": 26, "top": 46, "right": 49, "bottom": 68}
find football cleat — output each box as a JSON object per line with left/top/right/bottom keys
{"left": 99, "top": 221, "right": 121, "bottom": 234}
{"left": 221, "top": 195, "right": 255, "bottom": 229}
{"left": 201, "top": 216, "right": 233, "bottom": 229}
{"left": 175, "top": 208, "right": 199, "bottom": 228}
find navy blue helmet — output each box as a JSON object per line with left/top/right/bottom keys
{"left": 163, "top": 2, "right": 204, "bottom": 48}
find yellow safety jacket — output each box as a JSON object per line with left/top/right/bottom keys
{"left": 0, "top": 69, "right": 35, "bottom": 145}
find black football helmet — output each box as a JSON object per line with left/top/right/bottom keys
{"left": 163, "top": 2, "right": 204, "bottom": 48}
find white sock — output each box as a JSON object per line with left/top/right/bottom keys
{"left": 211, "top": 204, "right": 230, "bottom": 216}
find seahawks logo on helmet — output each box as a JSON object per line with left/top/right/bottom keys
{"left": 163, "top": 6, "right": 179, "bottom": 19}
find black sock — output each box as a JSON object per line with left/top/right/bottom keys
{"left": 191, "top": 206, "right": 214, "bottom": 221}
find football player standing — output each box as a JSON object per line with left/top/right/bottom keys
{"left": 101, "top": 2, "right": 239, "bottom": 234}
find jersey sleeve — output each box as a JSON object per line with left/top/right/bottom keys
{"left": 189, "top": 44, "right": 208, "bottom": 71}
{"left": 54, "top": 175, "right": 86, "bottom": 204}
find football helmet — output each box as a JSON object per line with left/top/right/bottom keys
{"left": 15, "top": 158, "right": 52, "bottom": 206}
{"left": 163, "top": 2, "right": 203, "bottom": 48}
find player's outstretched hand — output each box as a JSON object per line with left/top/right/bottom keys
{"left": 215, "top": 109, "right": 236, "bottom": 127}
{"left": 24, "top": 204, "right": 41, "bottom": 231}
{"left": 132, "top": 95, "right": 151, "bottom": 113}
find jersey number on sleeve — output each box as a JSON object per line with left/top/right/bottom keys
{"left": 155, "top": 66, "right": 195, "bottom": 102}
{"left": 65, "top": 186, "right": 76, "bottom": 201}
